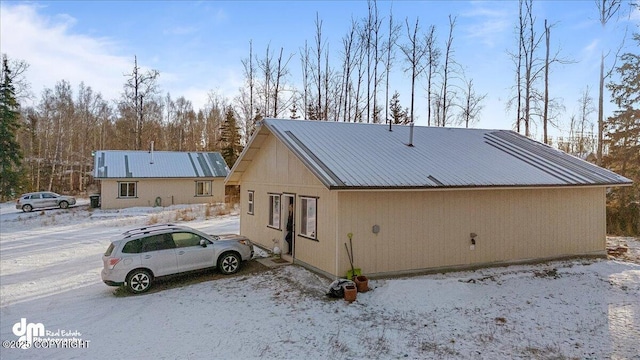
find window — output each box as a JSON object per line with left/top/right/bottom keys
{"left": 140, "top": 234, "right": 175, "bottom": 252}
{"left": 268, "top": 194, "right": 280, "bottom": 229}
{"left": 300, "top": 197, "right": 317, "bottom": 240}
{"left": 122, "top": 239, "right": 142, "bottom": 254}
{"left": 172, "top": 232, "right": 203, "bottom": 248}
{"left": 247, "top": 191, "right": 254, "bottom": 215}
{"left": 119, "top": 182, "right": 137, "bottom": 198}
{"left": 195, "top": 181, "right": 212, "bottom": 196}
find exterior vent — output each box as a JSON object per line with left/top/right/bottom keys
{"left": 407, "top": 122, "right": 415, "bottom": 147}
{"left": 149, "top": 141, "right": 154, "bottom": 164}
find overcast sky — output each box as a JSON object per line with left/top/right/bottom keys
{"left": 1, "top": 1, "right": 638, "bottom": 140}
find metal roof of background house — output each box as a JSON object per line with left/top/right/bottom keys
{"left": 94, "top": 151, "right": 229, "bottom": 179}
{"left": 226, "top": 118, "right": 632, "bottom": 189}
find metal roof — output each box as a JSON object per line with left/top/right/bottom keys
{"left": 226, "top": 118, "right": 632, "bottom": 189}
{"left": 94, "top": 151, "right": 229, "bottom": 179}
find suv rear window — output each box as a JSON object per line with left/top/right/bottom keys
{"left": 122, "top": 239, "right": 142, "bottom": 254}
{"left": 104, "top": 243, "right": 115, "bottom": 256}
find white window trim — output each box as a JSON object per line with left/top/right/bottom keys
{"left": 195, "top": 180, "right": 213, "bottom": 197}
{"left": 300, "top": 196, "right": 317, "bottom": 240}
{"left": 268, "top": 193, "right": 281, "bottom": 229}
{"left": 118, "top": 181, "right": 137, "bottom": 198}
{"left": 247, "top": 190, "right": 254, "bottom": 215}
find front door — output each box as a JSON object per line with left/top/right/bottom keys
{"left": 282, "top": 194, "right": 295, "bottom": 256}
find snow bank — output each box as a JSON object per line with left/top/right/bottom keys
{"left": 1, "top": 202, "right": 638, "bottom": 359}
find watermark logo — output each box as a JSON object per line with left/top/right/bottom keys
{"left": 3, "top": 318, "right": 90, "bottom": 350}
{"left": 12, "top": 318, "right": 44, "bottom": 349}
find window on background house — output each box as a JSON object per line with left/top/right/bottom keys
{"left": 247, "top": 191, "right": 254, "bottom": 215}
{"left": 195, "top": 181, "right": 212, "bottom": 196}
{"left": 268, "top": 194, "right": 280, "bottom": 229}
{"left": 300, "top": 197, "right": 317, "bottom": 240}
{"left": 118, "top": 182, "right": 137, "bottom": 198}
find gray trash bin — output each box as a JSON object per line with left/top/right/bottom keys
{"left": 90, "top": 194, "right": 100, "bottom": 208}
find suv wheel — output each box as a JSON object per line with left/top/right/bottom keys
{"left": 22, "top": 204, "right": 33, "bottom": 212}
{"left": 127, "top": 269, "right": 152, "bottom": 293}
{"left": 59, "top": 201, "right": 69, "bottom": 209}
{"left": 218, "top": 252, "right": 240, "bottom": 274}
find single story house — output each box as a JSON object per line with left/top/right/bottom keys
{"left": 94, "top": 150, "right": 229, "bottom": 209}
{"left": 225, "top": 118, "right": 632, "bottom": 279}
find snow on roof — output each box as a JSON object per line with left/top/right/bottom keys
{"left": 93, "top": 150, "right": 229, "bottom": 179}
{"left": 228, "top": 118, "right": 631, "bottom": 189}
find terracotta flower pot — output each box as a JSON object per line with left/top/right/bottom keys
{"left": 343, "top": 284, "right": 357, "bottom": 302}
{"left": 353, "top": 275, "right": 369, "bottom": 293}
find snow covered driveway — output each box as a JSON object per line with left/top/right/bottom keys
{"left": 1, "top": 202, "right": 639, "bottom": 359}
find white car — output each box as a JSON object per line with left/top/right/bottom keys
{"left": 15, "top": 191, "right": 77, "bottom": 212}
{"left": 101, "top": 224, "right": 254, "bottom": 293}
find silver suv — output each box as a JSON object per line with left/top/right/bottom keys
{"left": 101, "top": 224, "right": 254, "bottom": 293}
{"left": 16, "top": 191, "right": 77, "bottom": 212}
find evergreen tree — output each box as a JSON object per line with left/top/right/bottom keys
{"left": 220, "top": 107, "right": 242, "bottom": 168}
{"left": 306, "top": 103, "right": 319, "bottom": 120}
{"left": 290, "top": 102, "right": 300, "bottom": 119}
{"left": 604, "top": 33, "right": 640, "bottom": 235}
{"left": 389, "top": 91, "right": 408, "bottom": 124}
{"left": 0, "top": 55, "right": 24, "bottom": 200}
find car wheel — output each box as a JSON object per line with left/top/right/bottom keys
{"left": 127, "top": 269, "right": 152, "bottom": 293}
{"left": 217, "top": 252, "right": 241, "bottom": 275}
{"left": 59, "top": 201, "right": 69, "bottom": 209}
{"left": 22, "top": 204, "right": 33, "bottom": 212}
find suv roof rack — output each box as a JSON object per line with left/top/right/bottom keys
{"left": 121, "top": 223, "right": 189, "bottom": 238}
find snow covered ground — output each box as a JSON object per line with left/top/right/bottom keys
{"left": 0, "top": 200, "right": 638, "bottom": 359}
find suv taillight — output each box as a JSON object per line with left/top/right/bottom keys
{"left": 107, "top": 258, "right": 121, "bottom": 269}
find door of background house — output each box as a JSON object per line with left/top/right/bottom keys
{"left": 282, "top": 194, "right": 295, "bottom": 257}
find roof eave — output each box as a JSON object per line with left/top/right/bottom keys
{"left": 225, "top": 123, "right": 271, "bottom": 186}
{"left": 262, "top": 119, "right": 337, "bottom": 189}
{"left": 94, "top": 176, "right": 226, "bottom": 179}
{"left": 328, "top": 181, "right": 633, "bottom": 191}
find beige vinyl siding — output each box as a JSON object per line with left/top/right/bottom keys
{"left": 337, "top": 187, "right": 606, "bottom": 277}
{"left": 238, "top": 135, "right": 339, "bottom": 275}
{"left": 231, "top": 126, "right": 611, "bottom": 279}
{"left": 100, "top": 178, "right": 225, "bottom": 209}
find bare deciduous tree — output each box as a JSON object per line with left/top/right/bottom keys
{"left": 595, "top": 0, "right": 623, "bottom": 165}
{"left": 313, "top": 13, "right": 325, "bottom": 120}
{"left": 457, "top": 78, "right": 487, "bottom": 128}
{"left": 272, "top": 48, "right": 294, "bottom": 119}
{"left": 122, "top": 56, "right": 160, "bottom": 150}
{"left": 507, "top": 0, "right": 546, "bottom": 137}
{"left": 241, "top": 40, "right": 256, "bottom": 137}
{"left": 399, "top": 17, "right": 428, "bottom": 123}
{"left": 578, "top": 87, "right": 596, "bottom": 157}
{"left": 341, "top": 19, "right": 359, "bottom": 122}
{"left": 300, "top": 41, "right": 310, "bottom": 120}
{"left": 440, "top": 15, "right": 458, "bottom": 127}
{"left": 424, "top": 25, "right": 440, "bottom": 127}
{"left": 383, "top": 6, "right": 401, "bottom": 128}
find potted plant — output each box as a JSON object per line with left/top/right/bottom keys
{"left": 353, "top": 275, "right": 369, "bottom": 293}
{"left": 343, "top": 284, "right": 357, "bottom": 302}
{"left": 346, "top": 233, "right": 368, "bottom": 292}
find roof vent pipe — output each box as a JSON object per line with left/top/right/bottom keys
{"left": 407, "top": 122, "right": 415, "bottom": 147}
{"left": 149, "top": 141, "right": 154, "bottom": 164}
